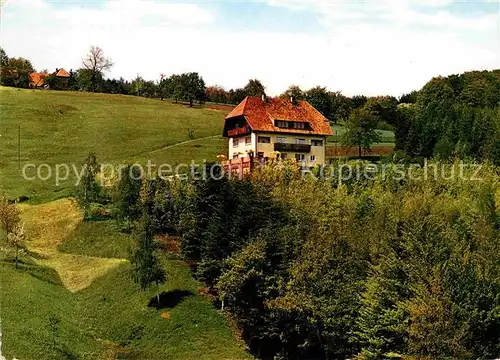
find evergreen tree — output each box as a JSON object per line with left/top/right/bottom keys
{"left": 113, "top": 165, "right": 142, "bottom": 220}
{"left": 75, "top": 152, "right": 101, "bottom": 212}
{"left": 130, "top": 216, "right": 166, "bottom": 304}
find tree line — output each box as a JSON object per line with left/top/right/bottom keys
{"left": 391, "top": 70, "right": 500, "bottom": 164}
{"left": 0, "top": 45, "right": 416, "bottom": 115}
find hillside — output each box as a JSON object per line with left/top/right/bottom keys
{"left": 0, "top": 86, "right": 227, "bottom": 202}
{"left": 0, "top": 87, "right": 395, "bottom": 202}
{"left": 0, "top": 199, "right": 251, "bottom": 360}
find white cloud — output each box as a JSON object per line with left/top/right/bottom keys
{"left": 1, "top": 0, "right": 498, "bottom": 96}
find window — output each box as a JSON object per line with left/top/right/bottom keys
{"left": 257, "top": 152, "right": 264, "bottom": 159}
{"left": 296, "top": 138, "right": 306, "bottom": 145}
{"left": 310, "top": 155, "right": 316, "bottom": 162}
{"left": 311, "top": 139, "right": 323, "bottom": 146}
{"left": 276, "top": 136, "right": 287, "bottom": 144}
{"left": 233, "top": 154, "right": 238, "bottom": 160}
{"left": 258, "top": 136, "right": 271, "bottom": 144}
{"left": 293, "top": 122, "right": 306, "bottom": 129}
{"left": 275, "top": 120, "right": 289, "bottom": 128}
{"left": 233, "top": 138, "right": 239, "bottom": 147}
{"left": 245, "top": 137, "right": 252, "bottom": 145}
{"left": 295, "top": 154, "right": 305, "bottom": 161}
{"left": 280, "top": 153, "right": 288, "bottom": 160}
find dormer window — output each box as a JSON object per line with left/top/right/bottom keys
{"left": 293, "top": 122, "right": 306, "bottom": 130}
{"left": 275, "top": 120, "right": 289, "bottom": 128}
{"left": 275, "top": 120, "right": 310, "bottom": 130}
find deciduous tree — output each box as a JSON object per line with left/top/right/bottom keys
{"left": 342, "top": 108, "right": 381, "bottom": 158}
{"left": 82, "top": 46, "right": 113, "bottom": 92}
{"left": 244, "top": 79, "right": 265, "bottom": 97}
{"left": 305, "top": 86, "right": 332, "bottom": 120}
{"left": 280, "top": 85, "right": 304, "bottom": 102}
{"left": 0, "top": 197, "right": 20, "bottom": 235}
{"left": 179, "top": 72, "right": 206, "bottom": 107}
{"left": 7, "top": 222, "right": 26, "bottom": 269}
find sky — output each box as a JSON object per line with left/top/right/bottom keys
{"left": 1, "top": 0, "right": 499, "bottom": 96}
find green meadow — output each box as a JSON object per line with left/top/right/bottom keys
{"left": 0, "top": 86, "right": 227, "bottom": 202}
{"left": 0, "top": 199, "right": 250, "bottom": 360}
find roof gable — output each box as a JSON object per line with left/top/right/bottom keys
{"left": 55, "top": 68, "right": 70, "bottom": 77}
{"left": 29, "top": 72, "right": 49, "bottom": 87}
{"left": 225, "top": 96, "right": 333, "bottom": 136}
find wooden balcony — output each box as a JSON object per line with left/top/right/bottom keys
{"left": 274, "top": 143, "right": 311, "bottom": 153}
{"left": 228, "top": 125, "right": 250, "bottom": 137}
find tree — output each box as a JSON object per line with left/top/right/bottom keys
{"left": 206, "top": 85, "right": 228, "bottom": 104}
{"left": 82, "top": 45, "right": 113, "bottom": 92}
{"left": 130, "top": 216, "right": 166, "bottom": 304}
{"left": 228, "top": 88, "right": 247, "bottom": 104}
{"left": 131, "top": 75, "right": 145, "bottom": 96}
{"left": 399, "top": 90, "right": 418, "bottom": 104}
{"left": 365, "top": 96, "right": 398, "bottom": 125}
{"left": 280, "top": 85, "right": 304, "bottom": 102}
{"left": 1, "top": 57, "right": 34, "bottom": 88}
{"left": 349, "top": 95, "right": 368, "bottom": 110}
{"left": 74, "top": 68, "right": 102, "bottom": 91}
{"left": 0, "top": 47, "right": 8, "bottom": 66}
{"left": 178, "top": 72, "right": 206, "bottom": 107}
{"left": 342, "top": 108, "right": 381, "bottom": 158}
{"left": 113, "top": 165, "right": 142, "bottom": 220}
{"left": 305, "top": 86, "right": 333, "bottom": 120}
{"left": 48, "top": 314, "right": 61, "bottom": 353}
{"left": 75, "top": 152, "right": 101, "bottom": 212}
{"left": 330, "top": 91, "right": 351, "bottom": 124}
{"left": 7, "top": 222, "right": 26, "bottom": 269}
{"left": 0, "top": 199, "right": 25, "bottom": 269}
{"left": 244, "top": 79, "right": 265, "bottom": 97}
{"left": 6, "top": 57, "right": 33, "bottom": 72}
{"left": 0, "top": 197, "right": 20, "bottom": 235}
{"left": 142, "top": 80, "right": 158, "bottom": 98}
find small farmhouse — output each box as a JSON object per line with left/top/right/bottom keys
{"left": 223, "top": 96, "right": 333, "bottom": 167}
{"left": 29, "top": 72, "right": 49, "bottom": 88}
{"left": 29, "top": 68, "right": 70, "bottom": 89}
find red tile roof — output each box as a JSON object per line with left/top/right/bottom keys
{"left": 29, "top": 72, "right": 49, "bottom": 87}
{"left": 224, "top": 96, "right": 333, "bottom": 136}
{"left": 55, "top": 68, "right": 70, "bottom": 77}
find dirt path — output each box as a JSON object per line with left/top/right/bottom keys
{"left": 19, "top": 199, "right": 126, "bottom": 292}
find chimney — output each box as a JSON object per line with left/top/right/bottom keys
{"left": 261, "top": 93, "right": 266, "bottom": 102}
{"left": 290, "top": 96, "right": 294, "bottom": 104}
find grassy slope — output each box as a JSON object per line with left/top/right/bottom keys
{"left": 0, "top": 86, "right": 227, "bottom": 202}
{"left": 1, "top": 261, "right": 250, "bottom": 360}
{"left": 0, "top": 202, "right": 250, "bottom": 360}
{"left": 59, "top": 220, "right": 136, "bottom": 259}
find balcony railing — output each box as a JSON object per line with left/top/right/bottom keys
{"left": 274, "top": 143, "right": 312, "bottom": 153}
{"left": 228, "top": 125, "right": 250, "bottom": 137}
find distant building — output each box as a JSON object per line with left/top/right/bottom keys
{"left": 29, "top": 72, "right": 49, "bottom": 88}
{"left": 223, "top": 95, "right": 333, "bottom": 167}
{"left": 29, "top": 68, "right": 70, "bottom": 89}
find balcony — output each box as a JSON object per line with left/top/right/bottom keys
{"left": 274, "top": 143, "right": 311, "bottom": 153}
{"left": 228, "top": 125, "right": 250, "bottom": 137}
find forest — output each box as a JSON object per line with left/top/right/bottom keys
{"left": 134, "top": 160, "right": 500, "bottom": 360}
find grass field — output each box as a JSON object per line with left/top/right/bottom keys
{"left": 0, "top": 86, "right": 228, "bottom": 202}
{"left": 0, "top": 200, "right": 250, "bottom": 360}
{"left": 328, "top": 124, "right": 395, "bottom": 143}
